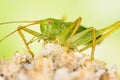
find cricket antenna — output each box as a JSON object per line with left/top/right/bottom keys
{"left": 0, "top": 20, "right": 40, "bottom": 25}
{"left": 0, "top": 23, "right": 37, "bottom": 42}
{"left": 0, "top": 30, "right": 17, "bottom": 42}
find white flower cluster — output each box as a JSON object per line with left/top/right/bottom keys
{"left": 0, "top": 43, "right": 119, "bottom": 80}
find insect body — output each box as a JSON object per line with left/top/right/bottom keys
{"left": 0, "top": 17, "right": 120, "bottom": 60}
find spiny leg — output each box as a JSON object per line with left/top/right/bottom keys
{"left": 90, "top": 27, "right": 96, "bottom": 60}
{"left": 17, "top": 26, "right": 34, "bottom": 57}
{"left": 57, "top": 17, "right": 82, "bottom": 53}
{"left": 27, "top": 37, "right": 38, "bottom": 45}
{"left": 79, "top": 21, "right": 120, "bottom": 53}
{"left": 95, "top": 21, "right": 120, "bottom": 44}
{"left": 0, "top": 20, "right": 41, "bottom": 42}
{"left": 17, "top": 26, "right": 42, "bottom": 57}
{"left": 65, "top": 17, "right": 82, "bottom": 52}
{"left": 73, "top": 27, "right": 96, "bottom": 60}
{"left": 0, "top": 22, "right": 41, "bottom": 57}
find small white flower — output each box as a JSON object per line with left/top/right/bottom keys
{"left": 41, "top": 43, "right": 64, "bottom": 56}
{"left": 74, "top": 51, "right": 83, "bottom": 58}
{"left": 0, "top": 76, "right": 5, "bottom": 80}
{"left": 54, "top": 67, "right": 70, "bottom": 80}
{"left": 12, "top": 52, "right": 33, "bottom": 64}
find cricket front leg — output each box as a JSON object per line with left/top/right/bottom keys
{"left": 17, "top": 26, "right": 34, "bottom": 57}
{"left": 17, "top": 25, "right": 42, "bottom": 57}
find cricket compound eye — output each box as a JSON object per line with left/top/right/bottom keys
{"left": 47, "top": 20, "right": 52, "bottom": 24}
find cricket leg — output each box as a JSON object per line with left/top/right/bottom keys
{"left": 65, "top": 17, "right": 82, "bottom": 52}
{"left": 73, "top": 27, "right": 96, "bottom": 60}
{"left": 17, "top": 26, "right": 34, "bottom": 57}
{"left": 27, "top": 37, "right": 37, "bottom": 45}
{"left": 0, "top": 22, "right": 41, "bottom": 57}
{"left": 89, "top": 27, "right": 96, "bottom": 60}
{"left": 0, "top": 24, "right": 37, "bottom": 57}
{"left": 57, "top": 17, "right": 82, "bottom": 52}
{"left": 17, "top": 25, "right": 41, "bottom": 57}
{"left": 79, "top": 21, "right": 120, "bottom": 54}
{"left": 95, "top": 21, "right": 120, "bottom": 44}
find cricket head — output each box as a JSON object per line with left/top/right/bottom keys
{"left": 40, "top": 18, "right": 66, "bottom": 40}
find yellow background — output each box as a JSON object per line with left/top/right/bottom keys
{"left": 0, "top": 0, "right": 120, "bottom": 72}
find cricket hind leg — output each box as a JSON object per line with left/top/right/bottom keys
{"left": 58, "top": 17, "right": 96, "bottom": 60}
{"left": 79, "top": 21, "right": 120, "bottom": 56}
{"left": 72, "top": 27, "right": 96, "bottom": 60}
{"left": 88, "top": 27, "right": 96, "bottom": 60}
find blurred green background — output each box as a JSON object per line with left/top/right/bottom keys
{"left": 0, "top": 0, "right": 120, "bottom": 71}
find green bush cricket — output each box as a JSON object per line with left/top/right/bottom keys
{"left": 0, "top": 17, "right": 120, "bottom": 60}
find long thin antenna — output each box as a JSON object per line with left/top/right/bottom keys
{"left": 0, "top": 23, "right": 38, "bottom": 42}
{"left": 0, "top": 20, "right": 39, "bottom": 25}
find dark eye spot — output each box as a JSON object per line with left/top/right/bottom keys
{"left": 48, "top": 20, "right": 51, "bottom": 24}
